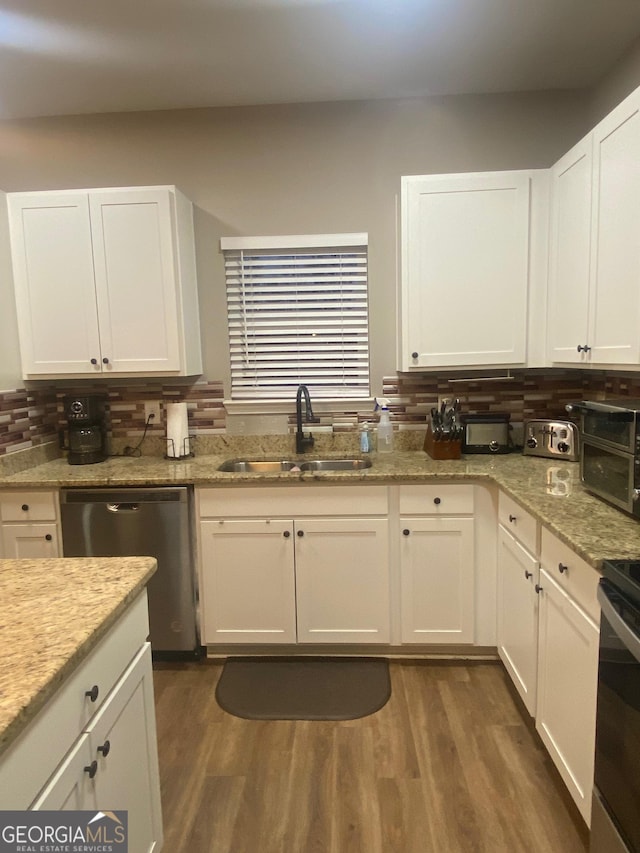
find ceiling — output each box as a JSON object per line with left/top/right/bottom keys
{"left": 2, "top": 0, "right": 640, "bottom": 120}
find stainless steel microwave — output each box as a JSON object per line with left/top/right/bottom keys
{"left": 567, "top": 400, "right": 640, "bottom": 517}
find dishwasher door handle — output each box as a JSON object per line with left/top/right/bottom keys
{"left": 106, "top": 503, "right": 140, "bottom": 512}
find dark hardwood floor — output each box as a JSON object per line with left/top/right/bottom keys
{"left": 153, "top": 659, "right": 589, "bottom": 853}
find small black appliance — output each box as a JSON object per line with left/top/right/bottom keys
{"left": 460, "top": 413, "right": 511, "bottom": 454}
{"left": 566, "top": 399, "right": 640, "bottom": 516}
{"left": 60, "top": 395, "right": 108, "bottom": 465}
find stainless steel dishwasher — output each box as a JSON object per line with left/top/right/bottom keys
{"left": 60, "top": 486, "right": 199, "bottom": 659}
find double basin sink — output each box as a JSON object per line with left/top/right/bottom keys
{"left": 218, "top": 457, "right": 372, "bottom": 473}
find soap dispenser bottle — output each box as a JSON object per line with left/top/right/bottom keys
{"left": 375, "top": 399, "right": 394, "bottom": 453}
{"left": 360, "top": 422, "right": 372, "bottom": 453}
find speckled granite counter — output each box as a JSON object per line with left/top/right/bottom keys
{"left": 0, "top": 556, "right": 156, "bottom": 759}
{"left": 1, "top": 446, "right": 640, "bottom": 568}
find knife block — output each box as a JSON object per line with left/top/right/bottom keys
{"left": 423, "top": 426, "right": 462, "bottom": 460}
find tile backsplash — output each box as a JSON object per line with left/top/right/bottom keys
{"left": 383, "top": 369, "right": 588, "bottom": 425}
{"left": 0, "top": 378, "right": 226, "bottom": 456}
{"left": 2, "top": 368, "right": 640, "bottom": 456}
{"left": 0, "top": 387, "right": 58, "bottom": 455}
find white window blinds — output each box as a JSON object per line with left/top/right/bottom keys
{"left": 221, "top": 233, "right": 370, "bottom": 400}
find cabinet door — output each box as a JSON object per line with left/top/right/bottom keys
{"left": 536, "top": 568, "right": 599, "bottom": 825}
{"left": 400, "top": 172, "right": 530, "bottom": 369}
{"left": 32, "top": 644, "right": 163, "bottom": 852}
{"left": 547, "top": 137, "right": 593, "bottom": 364}
{"left": 400, "top": 517, "right": 475, "bottom": 644}
{"left": 2, "top": 523, "right": 60, "bottom": 558}
{"left": 294, "top": 518, "right": 390, "bottom": 643}
{"left": 496, "top": 526, "right": 539, "bottom": 715}
{"left": 31, "top": 734, "right": 97, "bottom": 810}
{"left": 7, "top": 192, "right": 102, "bottom": 377}
{"left": 589, "top": 89, "right": 640, "bottom": 364}
{"left": 200, "top": 519, "right": 297, "bottom": 644}
{"left": 86, "top": 644, "right": 163, "bottom": 853}
{"left": 89, "top": 189, "right": 182, "bottom": 374}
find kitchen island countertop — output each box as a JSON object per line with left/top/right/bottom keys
{"left": 2, "top": 449, "right": 640, "bottom": 568}
{"left": 0, "top": 556, "right": 157, "bottom": 759}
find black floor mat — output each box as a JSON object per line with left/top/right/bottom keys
{"left": 215, "top": 656, "right": 391, "bottom": 721}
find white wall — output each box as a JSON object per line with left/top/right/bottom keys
{"left": 589, "top": 33, "right": 640, "bottom": 124}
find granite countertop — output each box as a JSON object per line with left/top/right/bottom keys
{"left": 0, "top": 556, "right": 157, "bottom": 759}
{"left": 2, "top": 446, "right": 640, "bottom": 568}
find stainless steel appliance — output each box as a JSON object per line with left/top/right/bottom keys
{"left": 460, "top": 413, "right": 511, "bottom": 454}
{"left": 566, "top": 400, "right": 640, "bottom": 517}
{"left": 523, "top": 419, "right": 579, "bottom": 461}
{"left": 591, "top": 559, "right": 640, "bottom": 852}
{"left": 59, "top": 395, "right": 108, "bottom": 465}
{"left": 60, "top": 487, "right": 199, "bottom": 658}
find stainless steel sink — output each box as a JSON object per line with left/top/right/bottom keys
{"left": 217, "top": 458, "right": 297, "bottom": 473}
{"left": 299, "top": 458, "right": 372, "bottom": 471}
{"left": 217, "top": 456, "right": 372, "bottom": 473}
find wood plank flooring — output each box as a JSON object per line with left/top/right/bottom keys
{"left": 153, "top": 660, "right": 589, "bottom": 853}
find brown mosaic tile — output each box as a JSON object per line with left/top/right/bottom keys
{"left": 2, "top": 369, "right": 640, "bottom": 455}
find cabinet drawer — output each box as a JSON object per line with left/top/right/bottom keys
{"left": 398, "top": 484, "right": 474, "bottom": 515}
{"left": 198, "top": 485, "right": 388, "bottom": 518}
{"left": 0, "top": 490, "right": 58, "bottom": 522}
{"left": 0, "top": 592, "right": 149, "bottom": 809}
{"left": 540, "top": 528, "right": 601, "bottom": 622}
{"left": 2, "top": 523, "right": 59, "bottom": 559}
{"left": 499, "top": 491, "right": 539, "bottom": 556}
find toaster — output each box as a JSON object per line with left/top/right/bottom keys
{"left": 523, "top": 419, "right": 579, "bottom": 462}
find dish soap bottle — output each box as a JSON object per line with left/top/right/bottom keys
{"left": 376, "top": 400, "right": 394, "bottom": 453}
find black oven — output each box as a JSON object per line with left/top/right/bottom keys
{"left": 591, "top": 560, "right": 640, "bottom": 853}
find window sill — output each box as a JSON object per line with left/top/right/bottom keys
{"left": 223, "top": 398, "right": 374, "bottom": 416}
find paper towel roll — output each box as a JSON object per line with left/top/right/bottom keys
{"left": 166, "top": 402, "right": 189, "bottom": 458}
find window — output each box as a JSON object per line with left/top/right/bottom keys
{"left": 221, "top": 233, "right": 369, "bottom": 401}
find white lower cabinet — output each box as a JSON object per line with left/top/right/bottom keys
{"left": 0, "top": 490, "right": 61, "bottom": 558}
{"left": 294, "top": 517, "right": 389, "bottom": 643}
{"left": 197, "top": 486, "right": 390, "bottom": 645}
{"left": 2, "top": 522, "right": 60, "bottom": 558}
{"left": 33, "top": 644, "right": 162, "bottom": 853}
{"left": 496, "top": 524, "right": 539, "bottom": 715}
{"left": 535, "top": 566, "right": 600, "bottom": 825}
{"left": 400, "top": 517, "right": 475, "bottom": 644}
{"left": 0, "top": 592, "right": 163, "bottom": 852}
{"left": 496, "top": 496, "right": 601, "bottom": 826}
{"left": 199, "top": 519, "right": 297, "bottom": 644}
{"left": 398, "top": 484, "right": 476, "bottom": 644}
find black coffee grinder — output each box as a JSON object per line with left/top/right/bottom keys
{"left": 60, "top": 395, "right": 108, "bottom": 465}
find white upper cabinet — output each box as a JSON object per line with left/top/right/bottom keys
{"left": 399, "top": 171, "right": 540, "bottom": 371}
{"left": 548, "top": 86, "right": 640, "bottom": 367}
{"left": 547, "top": 138, "right": 593, "bottom": 364}
{"left": 589, "top": 90, "right": 640, "bottom": 364}
{"left": 7, "top": 185, "right": 202, "bottom": 379}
